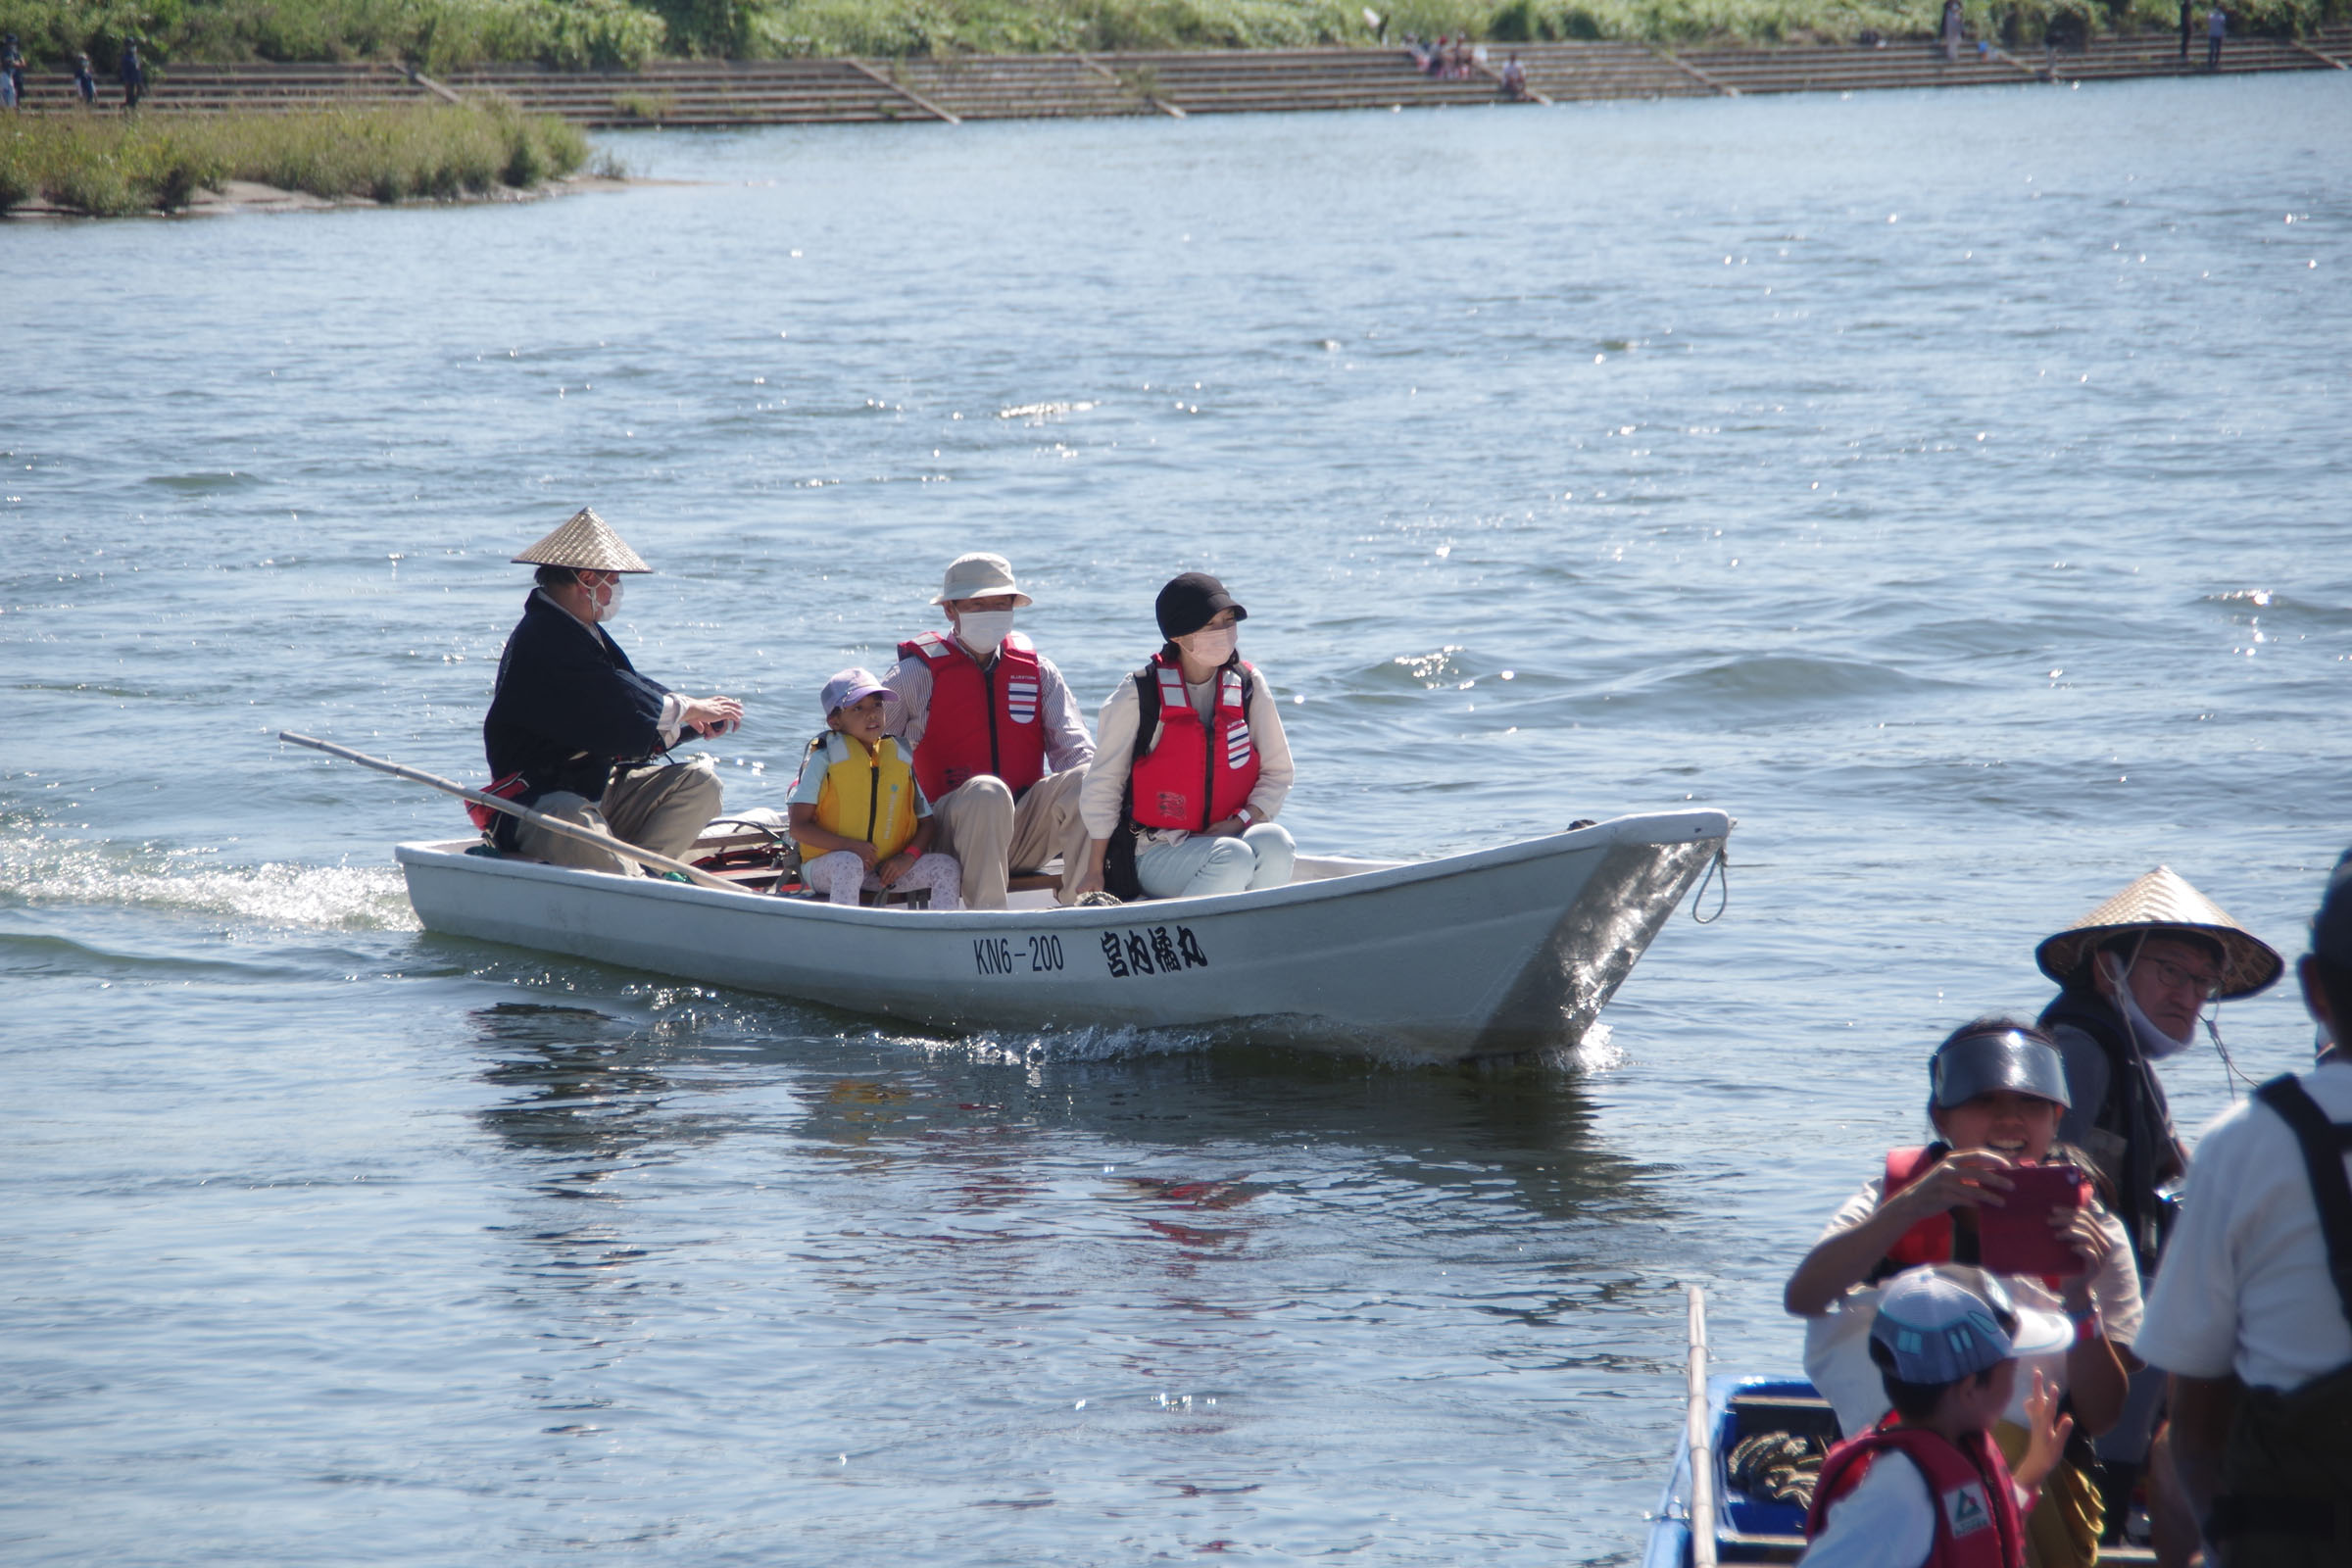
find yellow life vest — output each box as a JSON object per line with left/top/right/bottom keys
{"left": 808, "top": 732, "right": 919, "bottom": 862}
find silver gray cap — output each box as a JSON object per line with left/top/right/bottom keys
{"left": 1931, "top": 1026, "right": 2071, "bottom": 1109}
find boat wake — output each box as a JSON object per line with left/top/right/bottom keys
{"left": 0, "top": 833, "right": 417, "bottom": 932}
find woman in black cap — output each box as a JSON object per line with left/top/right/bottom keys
{"left": 1785, "top": 1018, "right": 2140, "bottom": 1567}
{"left": 1075, "top": 572, "right": 1296, "bottom": 901}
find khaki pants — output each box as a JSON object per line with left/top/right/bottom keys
{"left": 514, "top": 758, "right": 721, "bottom": 875}
{"left": 929, "top": 767, "right": 1088, "bottom": 909}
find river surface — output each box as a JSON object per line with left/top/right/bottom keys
{"left": 5, "top": 72, "right": 2349, "bottom": 1564}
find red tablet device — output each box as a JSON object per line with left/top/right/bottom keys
{"left": 1976, "top": 1163, "right": 2089, "bottom": 1278}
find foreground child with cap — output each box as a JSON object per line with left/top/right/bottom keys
{"left": 1787, "top": 1019, "right": 2140, "bottom": 1567}
{"left": 786, "top": 669, "right": 961, "bottom": 909}
{"left": 1076, "top": 572, "right": 1297, "bottom": 901}
{"left": 1802, "top": 1267, "right": 2078, "bottom": 1568}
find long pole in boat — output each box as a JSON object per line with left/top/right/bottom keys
{"left": 277, "top": 731, "right": 743, "bottom": 895}
{"left": 1687, "top": 1286, "right": 1717, "bottom": 1568}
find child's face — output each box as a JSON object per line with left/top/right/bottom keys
{"left": 1945, "top": 1356, "right": 2019, "bottom": 1430}
{"left": 831, "top": 692, "right": 889, "bottom": 743}
{"left": 1934, "top": 1090, "right": 2062, "bottom": 1164}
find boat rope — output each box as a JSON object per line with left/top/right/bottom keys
{"left": 1690, "top": 844, "right": 1730, "bottom": 924}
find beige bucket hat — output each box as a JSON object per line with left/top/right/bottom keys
{"left": 2035, "top": 865, "right": 2283, "bottom": 999}
{"left": 931, "top": 552, "right": 1031, "bottom": 607}
{"left": 512, "top": 508, "right": 652, "bottom": 574}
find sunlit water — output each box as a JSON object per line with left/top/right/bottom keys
{"left": 5, "top": 74, "right": 2349, "bottom": 1564}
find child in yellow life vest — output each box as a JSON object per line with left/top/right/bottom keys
{"left": 788, "top": 669, "right": 961, "bottom": 909}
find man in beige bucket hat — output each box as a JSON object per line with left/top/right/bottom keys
{"left": 481, "top": 508, "right": 745, "bottom": 875}
{"left": 2033, "top": 864, "right": 2282, "bottom": 1529}
{"left": 881, "top": 553, "right": 1093, "bottom": 908}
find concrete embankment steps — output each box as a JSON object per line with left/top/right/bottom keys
{"left": 1674, "top": 41, "right": 2034, "bottom": 92}
{"left": 12, "top": 32, "right": 2345, "bottom": 123}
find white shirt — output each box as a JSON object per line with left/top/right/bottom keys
{"left": 882, "top": 637, "right": 1094, "bottom": 774}
{"left": 1802, "top": 1172, "right": 2142, "bottom": 1438}
{"left": 2134, "top": 1059, "right": 2352, "bottom": 1392}
{"left": 1079, "top": 661, "right": 1296, "bottom": 840}
{"left": 1799, "top": 1454, "right": 1936, "bottom": 1568}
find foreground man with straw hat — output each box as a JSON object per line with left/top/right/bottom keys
{"left": 481, "top": 509, "right": 744, "bottom": 875}
{"left": 2033, "top": 864, "right": 2282, "bottom": 1541}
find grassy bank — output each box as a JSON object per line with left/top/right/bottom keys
{"left": 6, "top": 0, "right": 2346, "bottom": 69}
{"left": 0, "top": 100, "right": 591, "bottom": 217}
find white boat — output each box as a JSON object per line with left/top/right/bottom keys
{"left": 393, "top": 808, "right": 1731, "bottom": 1062}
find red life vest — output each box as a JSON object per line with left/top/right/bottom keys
{"left": 897, "top": 630, "right": 1049, "bottom": 801}
{"left": 1807, "top": 1414, "right": 2027, "bottom": 1568}
{"left": 1128, "top": 654, "right": 1258, "bottom": 832}
{"left": 1883, "top": 1146, "right": 1962, "bottom": 1272}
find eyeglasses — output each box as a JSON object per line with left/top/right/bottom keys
{"left": 2143, "top": 956, "right": 2223, "bottom": 999}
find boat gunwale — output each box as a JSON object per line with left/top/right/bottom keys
{"left": 393, "top": 808, "right": 1733, "bottom": 930}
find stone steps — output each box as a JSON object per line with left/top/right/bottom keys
{"left": 8, "top": 35, "right": 2339, "bottom": 123}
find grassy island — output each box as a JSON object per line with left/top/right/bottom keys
{"left": 5, "top": 0, "right": 2344, "bottom": 73}
{"left": 0, "top": 101, "right": 591, "bottom": 217}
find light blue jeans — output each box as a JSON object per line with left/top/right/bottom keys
{"left": 1136, "top": 822, "right": 1297, "bottom": 899}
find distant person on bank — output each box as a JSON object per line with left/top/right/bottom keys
{"left": 788, "top": 668, "right": 961, "bottom": 909}
{"left": 74, "top": 53, "right": 98, "bottom": 106}
{"left": 2179, "top": 0, "right": 2193, "bottom": 59}
{"left": 881, "top": 552, "right": 1093, "bottom": 909}
{"left": 2133, "top": 851, "right": 2352, "bottom": 1568}
{"left": 2032, "top": 866, "right": 2281, "bottom": 1540}
{"left": 481, "top": 508, "right": 742, "bottom": 874}
{"left": 1941, "top": 0, "right": 1964, "bottom": 62}
{"left": 2, "top": 34, "right": 24, "bottom": 109}
{"left": 118, "top": 39, "right": 144, "bottom": 111}
{"left": 2207, "top": 3, "right": 2227, "bottom": 67}
{"left": 1077, "top": 572, "right": 1296, "bottom": 902}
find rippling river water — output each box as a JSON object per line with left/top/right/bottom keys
{"left": 6, "top": 73, "right": 2349, "bottom": 1564}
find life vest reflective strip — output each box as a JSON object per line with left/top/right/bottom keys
{"left": 897, "top": 630, "right": 1048, "bottom": 800}
{"left": 1806, "top": 1415, "right": 2027, "bottom": 1568}
{"left": 1129, "top": 654, "right": 1257, "bottom": 833}
{"left": 810, "top": 733, "right": 919, "bottom": 862}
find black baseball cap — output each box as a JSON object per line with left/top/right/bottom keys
{"left": 1154, "top": 572, "right": 1248, "bottom": 641}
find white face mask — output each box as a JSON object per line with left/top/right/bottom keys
{"left": 588, "top": 575, "right": 623, "bottom": 623}
{"left": 956, "top": 610, "right": 1014, "bottom": 657}
{"left": 2103, "top": 953, "right": 2196, "bottom": 1060}
{"left": 1179, "top": 624, "right": 1237, "bottom": 664}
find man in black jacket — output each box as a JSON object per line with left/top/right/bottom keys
{"left": 483, "top": 509, "right": 742, "bottom": 873}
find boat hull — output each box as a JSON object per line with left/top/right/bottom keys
{"left": 395, "top": 808, "right": 1729, "bottom": 1062}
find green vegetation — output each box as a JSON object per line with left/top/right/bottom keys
{"left": 0, "top": 0, "right": 2340, "bottom": 72}
{"left": 0, "top": 100, "right": 589, "bottom": 216}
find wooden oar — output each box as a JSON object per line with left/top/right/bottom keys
{"left": 277, "top": 731, "right": 744, "bottom": 894}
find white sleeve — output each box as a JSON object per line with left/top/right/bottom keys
{"left": 658, "top": 692, "right": 686, "bottom": 750}
{"left": 882, "top": 656, "right": 931, "bottom": 750}
{"left": 1080, "top": 678, "right": 1142, "bottom": 839}
{"left": 1034, "top": 655, "right": 1096, "bottom": 771}
{"left": 1243, "top": 666, "right": 1294, "bottom": 820}
{"left": 2134, "top": 1102, "right": 2256, "bottom": 1379}
{"left": 1799, "top": 1455, "right": 1936, "bottom": 1568}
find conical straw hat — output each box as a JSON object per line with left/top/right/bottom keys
{"left": 511, "top": 508, "right": 651, "bottom": 573}
{"left": 2035, "top": 865, "right": 2282, "bottom": 999}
